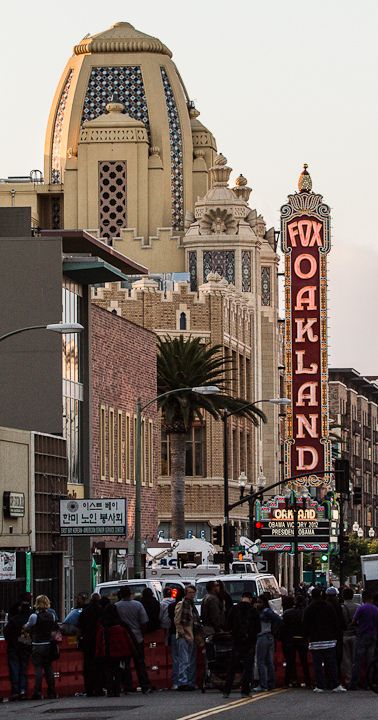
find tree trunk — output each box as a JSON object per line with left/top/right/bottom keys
{"left": 170, "top": 432, "right": 187, "bottom": 539}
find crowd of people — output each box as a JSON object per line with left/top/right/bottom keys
{"left": 2, "top": 581, "right": 378, "bottom": 700}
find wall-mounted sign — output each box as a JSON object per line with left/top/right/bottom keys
{"left": 281, "top": 166, "right": 331, "bottom": 487}
{"left": 258, "top": 495, "right": 329, "bottom": 550}
{"left": 0, "top": 551, "right": 16, "bottom": 580}
{"left": 3, "top": 491, "right": 25, "bottom": 518}
{"left": 59, "top": 498, "right": 126, "bottom": 536}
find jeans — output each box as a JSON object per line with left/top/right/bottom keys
{"left": 7, "top": 648, "right": 29, "bottom": 696}
{"left": 341, "top": 635, "right": 356, "bottom": 686}
{"left": 224, "top": 646, "right": 255, "bottom": 695}
{"left": 350, "top": 634, "right": 376, "bottom": 688}
{"left": 311, "top": 648, "right": 338, "bottom": 690}
{"left": 283, "top": 640, "right": 311, "bottom": 686}
{"left": 177, "top": 637, "right": 196, "bottom": 687}
{"left": 31, "top": 644, "right": 55, "bottom": 697}
{"left": 170, "top": 634, "right": 179, "bottom": 687}
{"left": 256, "top": 633, "right": 275, "bottom": 690}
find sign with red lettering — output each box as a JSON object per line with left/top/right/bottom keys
{"left": 281, "top": 168, "right": 331, "bottom": 487}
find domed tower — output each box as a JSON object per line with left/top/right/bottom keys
{"left": 44, "top": 21, "right": 217, "bottom": 266}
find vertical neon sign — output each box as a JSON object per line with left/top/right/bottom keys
{"left": 281, "top": 166, "right": 331, "bottom": 487}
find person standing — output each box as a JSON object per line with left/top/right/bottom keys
{"left": 201, "top": 581, "right": 224, "bottom": 637}
{"left": 341, "top": 587, "right": 360, "bottom": 687}
{"left": 222, "top": 592, "right": 260, "bottom": 698}
{"left": 78, "top": 593, "right": 103, "bottom": 696}
{"left": 349, "top": 590, "right": 378, "bottom": 689}
{"left": 303, "top": 588, "right": 346, "bottom": 693}
{"left": 24, "top": 595, "right": 59, "bottom": 700}
{"left": 4, "top": 601, "right": 32, "bottom": 700}
{"left": 281, "top": 595, "right": 311, "bottom": 687}
{"left": 253, "top": 593, "right": 282, "bottom": 692}
{"left": 175, "top": 585, "right": 202, "bottom": 691}
{"left": 115, "top": 586, "right": 151, "bottom": 693}
{"left": 141, "top": 588, "right": 160, "bottom": 633}
{"left": 325, "top": 587, "right": 345, "bottom": 671}
{"left": 167, "top": 587, "right": 184, "bottom": 690}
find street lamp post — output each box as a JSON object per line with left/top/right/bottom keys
{"left": 238, "top": 469, "right": 266, "bottom": 540}
{"left": 0, "top": 322, "right": 84, "bottom": 343}
{"left": 223, "top": 397, "right": 290, "bottom": 573}
{"left": 369, "top": 528, "right": 375, "bottom": 539}
{"left": 284, "top": 486, "right": 309, "bottom": 594}
{"left": 134, "top": 385, "right": 220, "bottom": 579}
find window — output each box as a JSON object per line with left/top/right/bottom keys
{"left": 62, "top": 279, "right": 83, "bottom": 484}
{"left": 109, "top": 408, "right": 115, "bottom": 480}
{"left": 100, "top": 405, "right": 106, "bottom": 479}
{"left": 125, "top": 414, "right": 131, "bottom": 483}
{"left": 117, "top": 411, "right": 123, "bottom": 482}
{"left": 148, "top": 420, "right": 154, "bottom": 487}
{"left": 133, "top": 416, "right": 137, "bottom": 485}
{"left": 141, "top": 418, "right": 146, "bottom": 486}
{"left": 179, "top": 312, "right": 187, "bottom": 330}
{"left": 161, "top": 425, "right": 205, "bottom": 477}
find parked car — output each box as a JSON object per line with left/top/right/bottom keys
{"left": 94, "top": 579, "right": 163, "bottom": 603}
{"left": 195, "top": 573, "right": 283, "bottom": 615}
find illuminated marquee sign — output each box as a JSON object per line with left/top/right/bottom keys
{"left": 281, "top": 166, "right": 331, "bottom": 487}
{"left": 258, "top": 495, "right": 330, "bottom": 551}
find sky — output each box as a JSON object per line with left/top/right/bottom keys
{"left": 1, "top": 0, "right": 377, "bottom": 373}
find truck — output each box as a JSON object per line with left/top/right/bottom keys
{"left": 361, "top": 554, "right": 378, "bottom": 595}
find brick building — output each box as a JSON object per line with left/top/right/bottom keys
{"left": 91, "top": 304, "right": 158, "bottom": 577}
{"left": 329, "top": 368, "right": 378, "bottom": 535}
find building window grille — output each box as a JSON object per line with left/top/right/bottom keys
{"left": 51, "top": 69, "right": 73, "bottom": 183}
{"left": 261, "top": 266, "right": 271, "bottom": 306}
{"left": 160, "top": 67, "right": 184, "bottom": 231}
{"left": 203, "top": 250, "right": 235, "bottom": 285}
{"left": 242, "top": 250, "right": 251, "bottom": 292}
{"left": 99, "top": 161, "right": 127, "bottom": 242}
{"left": 188, "top": 251, "right": 197, "bottom": 291}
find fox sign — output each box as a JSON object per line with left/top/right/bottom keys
{"left": 281, "top": 167, "right": 331, "bottom": 487}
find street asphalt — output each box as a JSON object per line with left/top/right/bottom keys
{"left": 0, "top": 688, "right": 376, "bottom": 720}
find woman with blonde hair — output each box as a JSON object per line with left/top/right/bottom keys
{"left": 24, "top": 595, "right": 59, "bottom": 699}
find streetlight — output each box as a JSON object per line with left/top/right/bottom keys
{"left": 369, "top": 528, "right": 375, "bottom": 539}
{"left": 223, "top": 397, "right": 290, "bottom": 573}
{"left": 238, "top": 468, "right": 266, "bottom": 540}
{"left": 0, "top": 322, "right": 84, "bottom": 343}
{"left": 352, "top": 521, "right": 359, "bottom": 533}
{"left": 357, "top": 527, "right": 364, "bottom": 539}
{"left": 284, "top": 486, "right": 308, "bottom": 593}
{"left": 134, "top": 385, "right": 220, "bottom": 579}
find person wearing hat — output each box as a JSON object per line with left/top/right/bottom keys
{"left": 303, "top": 588, "right": 346, "bottom": 692}
{"left": 325, "top": 587, "right": 346, "bottom": 673}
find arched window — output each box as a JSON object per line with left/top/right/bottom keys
{"left": 179, "top": 312, "right": 187, "bottom": 330}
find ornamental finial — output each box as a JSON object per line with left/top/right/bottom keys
{"left": 298, "top": 163, "right": 312, "bottom": 193}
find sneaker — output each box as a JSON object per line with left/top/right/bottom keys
{"left": 252, "top": 686, "right": 268, "bottom": 692}
{"left": 332, "top": 685, "right": 347, "bottom": 693}
{"left": 313, "top": 687, "right": 324, "bottom": 693}
{"left": 241, "top": 692, "right": 251, "bottom": 698}
{"left": 171, "top": 685, "right": 178, "bottom": 690}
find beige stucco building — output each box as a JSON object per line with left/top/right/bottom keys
{"left": 0, "top": 21, "right": 282, "bottom": 540}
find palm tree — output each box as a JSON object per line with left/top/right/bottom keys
{"left": 157, "top": 335, "right": 267, "bottom": 539}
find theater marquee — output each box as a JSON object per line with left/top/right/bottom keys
{"left": 281, "top": 166, "right": 331, "bottom": 487}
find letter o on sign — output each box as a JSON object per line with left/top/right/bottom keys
{"left": 294, "top": 253, "right": 317, "bottom": 279}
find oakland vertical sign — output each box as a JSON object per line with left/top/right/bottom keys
{"left": 281, "top": 166, "right": 331, "bottom": 487}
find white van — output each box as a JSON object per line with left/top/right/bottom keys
{"left": 94, "top": 579, "right": 163, "bottom": 603}
{"left": 195, "top": 573, "right": 283, "bottom": 616}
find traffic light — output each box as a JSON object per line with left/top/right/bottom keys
{"left": 237, "top": 549, "right": 245, "bottom": 561}
{"left": 229, "top": 525, "right": 237, "bottom": 546}
{"left": 354, "top": 486, "right": 362, "bottom": 505}
{"left": 254, "top": 521, "right": 263, "bottom": 540}
{"left": 335, "top": 458, "right": 350, "bottom": 496}
{"left": 212, "top": 525, "right": 223, "bottom": 546}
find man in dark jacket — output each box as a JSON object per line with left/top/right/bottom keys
{"left": 201, "top": 581, "right": 224, "bottom": 637}
{"left": 281, "top": 595, "right": 311, "bottom": 687}
{"left": 222, "top": 592, "right": 260, "bottom": 698}
{"left": 303, "top": 588, "right": 346, "bottom": 692}
{"left": 78, "top": 593, "right": 104, "bottom": 696}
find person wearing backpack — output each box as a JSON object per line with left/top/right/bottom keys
{"left": 23, "top": 595, "right": 59, "bottom": 700}
{"left": 253, "top": 593, "right": 282, "bottom": 692}
{"left": 222, "top": 592, "right": 260, "bottom": 698}
{"left": 341, "top": 587, "right": 360, "bottom": 687}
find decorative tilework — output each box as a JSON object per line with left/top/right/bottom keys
{"left": 51, "top": 70, "right": 74, "bottom": 184}
{"left": 242, "top": 250, "right": 251, "bottom": 292}
{"left": 203, "top": 251, "right": 235, "bottom": 285}
{"left": 99, "top": 161, "right": 127, "bottom": 242}
{"left": 261, "top": 266, "right": 271, "bottom": 305}
{"left": 82, "top": 66, "right": 150, "bottom": 138}
{"left": 160, "top": 67, "right": 184, "bottom": 231}
{"left": 51, "top": 197, "right": 62, "bottom": 229}
{"left": 188, "top": 251, "right": 198, "bottom": 291}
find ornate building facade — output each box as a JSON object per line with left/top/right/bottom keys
{"left": 0, "top": 21, "right": 282, "bottom": 540}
